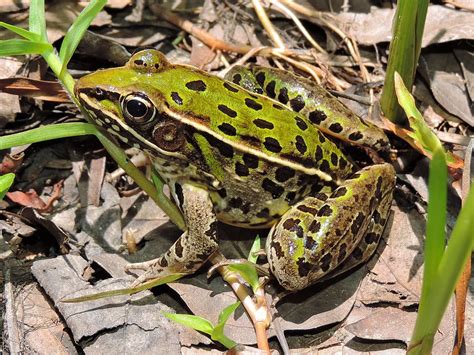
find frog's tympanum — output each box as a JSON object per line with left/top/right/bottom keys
{"left": 75, "top": 50, "right": 396, "bottom": 291}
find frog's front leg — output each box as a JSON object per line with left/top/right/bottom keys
{"left": 266, "top": 163, "right": 396, "bottom": 291}
{"left": 125, "top": 183, "right": 218, "bottom": 286}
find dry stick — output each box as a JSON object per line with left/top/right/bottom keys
{"left": 252, "top": 0, "right": 285, "bottom": 49}
{"left": 148, "top": 3, "right": 315, "bottom": 62}
{"left": 270, "top": 0, "right": 327, "bottom": 54}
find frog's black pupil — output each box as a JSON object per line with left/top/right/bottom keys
{"left": 127, "top": 99, "right": 147, "bottom": 118}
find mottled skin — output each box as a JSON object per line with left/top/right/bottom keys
{"left": 75, "top": 50, "right": 396, "bottom": 291}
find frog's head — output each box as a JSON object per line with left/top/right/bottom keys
{"left": 74, "top": 50, "right": 186, "bottom": 155}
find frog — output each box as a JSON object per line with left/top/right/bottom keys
{"left": 74, "top": 49, "right": 396, "bottom": 291}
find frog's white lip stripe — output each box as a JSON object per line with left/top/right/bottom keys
{"left": 79, "top": 92, "right": 184, "bottom": 159}
{"left": 161, "top": 104, "right": 333, "bottom": 182}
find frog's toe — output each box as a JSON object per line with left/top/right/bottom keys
{"left": 125, "top": 259, "right": 161, "bottom": 272}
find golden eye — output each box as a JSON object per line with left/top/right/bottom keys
{"left": 121, "top": 93, "right": 156, "bottom": 124}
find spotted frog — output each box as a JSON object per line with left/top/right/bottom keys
{"left": 75, "top": 50, "right": 396, "bottom": 291}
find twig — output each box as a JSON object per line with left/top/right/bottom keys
{"left": 270, "top": 0, "right": 326, "bottom": 53}
{"left": 252, "top": 0, "right": 285, "bottom": 49}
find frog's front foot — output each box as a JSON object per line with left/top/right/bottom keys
{"left": 125, "top": 183, "right": 219, "bottom": 288}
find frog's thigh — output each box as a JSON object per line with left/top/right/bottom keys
{"left": 126, "top": 183, "right": 218, "bottom": 285}
{"left": 266, "top": 163, "right": 395, "bottom": 291}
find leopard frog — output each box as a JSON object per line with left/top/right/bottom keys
{"left": 75, "top": 50, "right": 396, "bottom": 291}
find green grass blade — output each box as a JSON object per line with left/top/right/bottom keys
{"left": 228, "top": 263, "right": 260, "bottom": 292}
{"left": 62, "top": 273, "right": 185, "bottom": 303}
{"left": 0, "top": 39, "right": 52, "bottom": 56}
{"left": 0, "top": 22, "right": 41, "bottom": 41}
{"left": 28, "top": 0, "right": 47, "bottom": 41}
{"left": 163, "top": 313, "right": 214, "bottom": 335}
{"left": 248, "top": 235, "right": 261, "bottom": 263}
{"left": 59, "top": 0, "right": 107, "bottom": 75}
{"left": 424, "top": 149, "right": 447, "bottom": 285}
{"left": 0, "top": 122, "right": 98, "bottom": 149}
{"left": 0, "top": 173, "right": 15, "bottom": 200}
{"left": 217, "top": 301, "right": 240, "bottom": 326}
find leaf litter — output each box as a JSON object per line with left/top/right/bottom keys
{"left": 1, "top": 0, "right": 473, "bottom": 353}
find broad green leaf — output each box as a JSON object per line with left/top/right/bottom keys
{"left": 29, "top": 0, "right": 47, "bottom": 41}
{"left": 0, "top": 22, "right": 41, "bottom": 42}
{"left": 59, "top": 0, "right": 107, "bottom": 74}
{"left": 212, "top": 302, "right": 240, "bottom": 349}
{"left": 247, "top": 235, "right": 261, "bottom": 263}
{"left": 0, "top": 39, "right": 52, "bottom": 56}
{"left": 0, "top": 173, "right": 15, "bottom": 200}
{"left": 228, "top": 263, "right": 260, "bottom": 292}
{"left": 163, "top": 313, "right": 214, "bottom": 335}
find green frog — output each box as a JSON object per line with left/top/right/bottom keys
{"left": 75, "top": 49, "right": 396, "bottom": 291}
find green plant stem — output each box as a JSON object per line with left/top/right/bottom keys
{"left": 380, "top": 0, "right": 429, "bottom": 124}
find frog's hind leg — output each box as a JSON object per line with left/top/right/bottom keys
{"left": 125, "top": 183, "right": 218, "bottom": 287}
{"left": 266, "top": 163, "right": 396, "bottom": 291}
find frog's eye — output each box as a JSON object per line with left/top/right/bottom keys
{"left": 121, "top": 93, "right": 156, "bottom": 124}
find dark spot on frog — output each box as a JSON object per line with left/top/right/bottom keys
{"left": 223, "top": 82, "right": 239, "bottom": 93}
{"left": 134, "top": 59, "right": 144, "bottom": 66}
{"left": 241, "top": 202, "right": 251, "bottom": 214}
{"left": 282, "top": 218, "right": 303, "bottom": 236}
{"left": 315, "top": 146, "right": 323, "bottom": 161}
{"left": 295, "top": 135, "right": 307, "bottom": 154}
{"left": 245, "top": 98, "right": 263, "bottom": 111}
{"left": 365, "top": 232, "right": 379, "bottom": 245}
{"left": 319, "top": 160, "right": 330, "bottom": 173}
{"left": 253, "top": 118, "right": 274, "bottom": 129}
{"left": 333, "top": 186, "right": 348, "bottom": 198}
{"left": 232, "top": 73, "right": 242, "bottom": 84}
{"left": 350, "top": 212, "right": 365, "bottom": 234}
{"left": 235, "top": 162, "right": 249, "bottom": 176}
{"left": 350, "top": 172, "right": 362, "bottom": 180}
{"left": 266, "top": 80, "right": 276, "bottom": 98}
{"left": 218, "top": 104, "right": 237, "bottom": 118}
{"left": 295, "top": 116, "right": 308, "bottom": 131}
{"left": 229, "top": 197, "right": 243, "bottom": 208}
{"left": 329, "top": 122, "right": 343, "bottom": 133}
{"left": 373, "top": 209, "right": 381, "bottom": 224}
{"left": 275, "top": 166, "right": 295, "bottom": 182}
{"left": 318, "top": 131, "right": 326, "bottom": 143}
{"left": 270, "top": 240, "right": 284, "bottom": 258}
{"left": 203, "top": 133, "right": 234, "bottom": 158}
{"left": 351, "top": 246, "right": 363, "bottom": 261}
{"left": 262, "top": 178, "right": 284, "bottom": 198}
{"left": 243, "top": 153, "right": 259, "bottom": 169}
{"left": 317, "top": 205, "right": 333, "bottom": 217}
{"left": 218, "top": 122, "right": 237, "bottom": 136}
{"left": 320, "top": 253, "right": 333, "bottom": 272}
{"left": 289, "top": 95, "right": 305, "bottom": 112}
{"left": 256, "top": 208, "right": 270, "bottom": 218}
{"left": 308, "top": 220, "right": 321, "bottom": 233}
{"left": 297, "top": 258, "right": 312, "bottom": 277}
{"left": 297, "top": 204, "right": 318, "bottom": 215}
{"left": 171, "top": 91, "right": 183, "bottom": 105}
{"left": 349, "top": 131, "right": 363, "bottom": 141}
{"left": 304, "top": 235, "right": 318, "bottom": 250}
{"left": 241, "top": 134, "right": 261, "bottom": 148}
{"left": 205, "top": 221, "right": 218, "bottom": 241}
{"left": 278, "top": 87, "right": 289, "bottom": 104}
{"left": 285, "top": 191, "right": 297, "bottom": 202}
{"left": 331, "top": 152, "right": 338, "bottom": 166}
{"left": 264, "top": 137, "right": 282, "bottom": 153}
{"left": 375, "top": 176, "right": 384, "bottom": 199}
{"left": 174, "top": 239, "right": 184, "bottom": 258}
{"left": 308, "top": 109, "right": 327, "bottom": 124}
{"left": 256, "top": 72, "right": 266, "bottom": 87}
{"left": 273, "top": 103, "right": 285, "bottom": 110}
{"left": 337, "top": 243, "right": 347, "bottom": 263}
{"left": 186, "top": 80, "right": 207, "bottom": 92}
{"left": 174, "top": 183, "right": 184, "bottom": 207}
{"left": 335, "top": 228, "right": 342, "bottom": 237}
{"left": 154, "top": 63, "right": 160, "bottom": 70}
{"left": 218, "top": 188, "right": 227, "bottom": 198}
